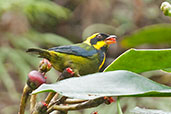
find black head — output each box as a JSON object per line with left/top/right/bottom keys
{"left": 84, "top": 33, "right": 117, "bottom": 51}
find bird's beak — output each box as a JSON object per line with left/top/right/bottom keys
{"left": 105, "top": 35, "right": 117, "bottom": 45}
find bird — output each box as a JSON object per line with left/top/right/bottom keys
{"left": 26, "top": 33, "right": 117, "bottom": 76}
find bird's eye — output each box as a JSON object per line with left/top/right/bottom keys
{"left": 97, "top": 34, "right": 102, "bottom": 39}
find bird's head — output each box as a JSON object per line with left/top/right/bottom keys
{"left": 84, "top": 33, "right": 117, "bottom": 51}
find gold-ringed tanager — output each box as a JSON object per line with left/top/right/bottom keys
{"left": 27, "top": 33, "right": 117, "bottom": 76}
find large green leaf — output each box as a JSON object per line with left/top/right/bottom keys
{"left": 32, "top": 70, "right": 171, "bottom": 99}
{"left": 121, "top": 24, "right": 171, "bottom": 48}
{"left": 105, "top": 48, "right": 171, "bottom": 73}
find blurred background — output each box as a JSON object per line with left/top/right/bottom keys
{"left": 0, "top": 0, "right": 171, "bottom": 114}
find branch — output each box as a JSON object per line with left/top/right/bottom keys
{"left": 45, "top": 67, "right": 75, "bottom": 104}
{"left": 64, "top": 99, "right": 87, "bottom": 104}
{"left": 19, "top": 84, "right": 32, "bottom": 114}
{"left": 30, "top": 95, "right": 37, "bottom": 112}
{"left": 48, "top": 96, "right": 68, "bottom": 108}
{"left": 47, "top": 97, "right": 105, "bottom": 113}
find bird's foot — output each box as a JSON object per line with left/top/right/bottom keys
{"left": 57, "top": 67, "right": 76, "bottom": 81}
{"left": 103, "top": 96, "right": 115, "bottom": 104}
{"left": 66, "top": 67, "right": 80, "bottom": 77}
{"left": 66, "top": 67, "right": 75, "bottom": 76}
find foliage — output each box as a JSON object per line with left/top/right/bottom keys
{"left": 0, "top": 30, "right": 72, "bottom": 93}
{"left": 32, "top": 48, "right": 171, "bottom": 113}
{"left": 0, "top": 0, "right": 70, "bottom": 29}
{"left": 105, "top": 48, "right": 171, "bottom": 73}
{"left": 121, "top": 24, "right": 171, "bottom": 48}
{"left": 33, "top": 70, "right": 171, "bottom": 99}
{"left": 0, "top": 2, "right": 72, "bottom": 113}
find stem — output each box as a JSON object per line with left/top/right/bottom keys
{"left": 49, "top": 96, "right": 68, "bottom": 114}
{"left": 117, "top": 97, "right": 123, "bottom": 114}
{"left": 44, "top": 67, "right": 73, "bottom": 105}
{"left": 47, "top": 97, "right": 105, "bottom": 113}
{"left": 64, "top": 99, "right": 87, "bottom": 104}
{"left": 30, "top": 94, "right": 37, "bottom": 112}
{"left": 48, "top": 96, "right": 68, "bottom": 108}
{"left": 45, "top": 92, "right": 56, "bottom": 104}
{"left": 19, "top": 84, "right": 32, "bottom": 114}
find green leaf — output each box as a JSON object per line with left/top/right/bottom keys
{"left": 24, "top": 0, "right": 70, "bottom": 22}
{"left": 0, "top": 0, "right": 70, "bottom": 22}
{"left": 27, "top": 31, "right": 73, "bottom": 46}
{"left": 8, "top": 49, "right": 31, "bottom": 82}
{"left": 17, "top": 50, "right": 40, "bottom": 67}
{"left": 8, "top": 34, "right": 37, "bottom": 49}
{"left": 121, "top": 24, "right": 171, "bottom": 48}
{"left": 0, "top": 48, "right": 19, "bottom": 100}
{"left": 32, "top": 70, "right": 171, "bottom": 99}
{"left": 105, "top": 48, "right": 171, "bottom": 73}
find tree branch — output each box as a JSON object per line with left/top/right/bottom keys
{"left": 47, "top": 97, "right": 105, "bottom": 113}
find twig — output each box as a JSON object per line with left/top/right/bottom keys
{"left": 44, "top": 67, "right": 74, "bottom": 103}
{"left": 47, "top": 97, "right": 105, "bottom": 113}
{"left": 45, "top": 92, "right": 56, "bottom": 104}
{"left": 31, "top": 102, "right": 48, "bottom": 114}
{"left": 48, "top": 96, "right": 68, "bottom": 108}
{"left": 64, "top": 99, "right": 87, "bottom": 104}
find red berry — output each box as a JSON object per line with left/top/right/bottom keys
{"left": 27, "top": 70, "right": 46, "bottom": 89}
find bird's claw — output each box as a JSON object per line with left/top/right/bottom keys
{"left": 66, "top": 67, "right": 75, "bottom": 76}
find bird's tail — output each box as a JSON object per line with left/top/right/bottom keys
{"left": 26, "top": 48, "right": 51, "bottom": 59}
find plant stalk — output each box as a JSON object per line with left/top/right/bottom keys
{"left": 19, "top": 84, "right": 32, "bottom": 114}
